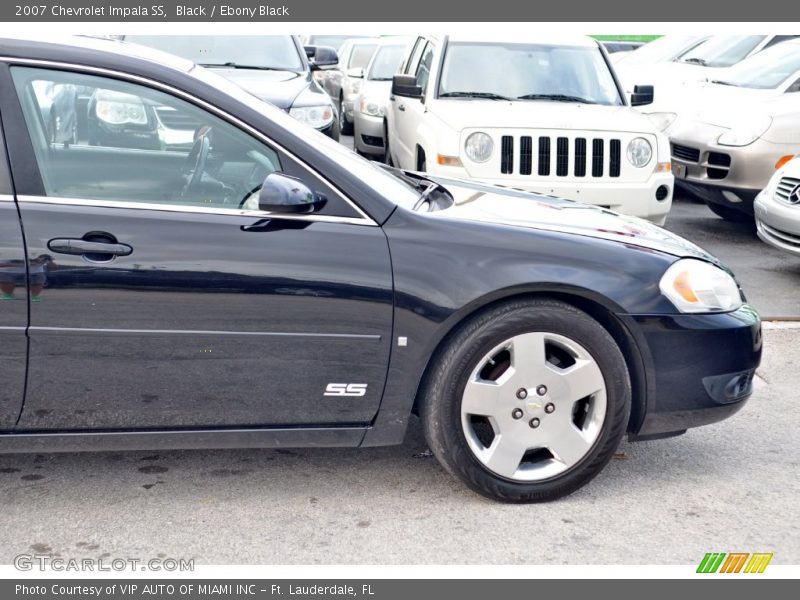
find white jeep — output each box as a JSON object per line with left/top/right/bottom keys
{"left": 386, "top": 34, "right": 674, "bottom": 225}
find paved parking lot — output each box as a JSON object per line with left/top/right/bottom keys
{"left": 0, "top": 324, "right": 797, "bottom": 565}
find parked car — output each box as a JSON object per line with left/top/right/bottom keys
{"left": 0, "top": 35, "right": 761, "bottom": 503}
{"left": 643, "top": 38, "right": 800, "bottom": 132}
{"left": 122, "top": 35, "right": 340, "bottom": 139}
{"left": 631, "top": 35, "right": 798, "bottom": 114}
{"left": 613, "top": 35, "right": 710, "bottom": 77}
{"left": 387, "top": 34, "right": 674, "bottom": 225}
{"left": 353, "top": 38, "right": 412, "bottom": 158}
{"left": 304, "top": 35, "right": 368, "bottom": 53}
{"left": 755, "top": 155, "right": 800, "bottom": 254}
{"left": 669, "top": 87, "right": 800, "bottom": 221}
{"left": 319, "top": 38, "right": 379, "bottom": 135}
{"left": 32, "top": 79, "right": 78, "bottom": 144}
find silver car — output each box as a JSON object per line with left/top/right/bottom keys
{"left": 669, "top": 39, "right": 800, "bottom": 221}
{"left": 320, "top": 37, "right": 379, "bottom": 135}
{"left": 755, "top": 155, "right": 800, "bottom": 255}
{"left": 353, "top": 38, "right": 411, "bottom": 158}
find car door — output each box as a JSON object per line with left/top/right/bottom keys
{"left": 392, "top": 39, "right": 435, "bottom": 170}
{"left": 0, "top": 63, "right": 394, "bottom": 431}
{"left": 0, "top": 108, "right": 27, "bottom": 429}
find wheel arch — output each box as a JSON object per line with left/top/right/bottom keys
{"left": 410, "top": 288, "right": 650, "bottom": 434}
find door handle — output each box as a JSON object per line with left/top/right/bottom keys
{"left": 398, "top": 104, "right": 406, "bottom": 111}
{"left": 48, "top": 238, "right": 133, "bottom": 257}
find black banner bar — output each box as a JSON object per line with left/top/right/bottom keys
{"left": 1, "top": 0, "right": 798, "bottom": 22}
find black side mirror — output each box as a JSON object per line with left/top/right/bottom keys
{"left": 258, "top": 173, "right": 327, "bottom": 214}
{"left": 392, "top": 74, "right": 423, "bottom": 99}
{"left": 631, "top": 85, "right": 654, "bottom": 107}
{"left": 305, "top": 45, "right": 339, "bottom": 70}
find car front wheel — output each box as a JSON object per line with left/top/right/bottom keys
{"left": 421, "top": 298, "right": 631, "bottom": 502}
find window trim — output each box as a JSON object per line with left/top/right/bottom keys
{"left": 0, "top": 56, "right": 377, "bottom": 227}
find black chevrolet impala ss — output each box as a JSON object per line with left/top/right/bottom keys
{"left": 0, "top": 36, "right": 761, "bottom": 502}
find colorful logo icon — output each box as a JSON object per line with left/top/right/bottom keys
{"left": 697, "top": 552, "right": 773, "bottom": 574}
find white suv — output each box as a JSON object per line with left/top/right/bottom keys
{"left": 387, "top": 34, "right": 674, "bottom": 224}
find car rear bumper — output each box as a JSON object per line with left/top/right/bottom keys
{"left": 630, "top": 305, "right": 762, "bottom": 437}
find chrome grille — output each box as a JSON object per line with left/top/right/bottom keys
{"left": 775, "top": 176, "right": 800, "bottom": 203}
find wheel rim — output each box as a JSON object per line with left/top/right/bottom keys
{"left": 460, "top": 331, "right": 607, "bottom": 482}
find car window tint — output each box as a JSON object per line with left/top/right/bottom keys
{"left": 11, "top": 67, "right": 283, "bottom": 212}
{"left": 415, "top": 43, "right": 435, "bottom": 92}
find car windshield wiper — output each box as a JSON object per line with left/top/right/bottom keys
{"left": 439, "top": 91, "right": 514, "bottom": 100}
{"left": 198, "top": 62, "right": 284, "bottom": 71}
{"left": 710, "top": 79, "right": 737, "bottom": 86}
{"left": 682, "top": 57, "right": 708, "bottom": 66}
{"left": 516, "top": 93, "right": 597, "bottom": 104}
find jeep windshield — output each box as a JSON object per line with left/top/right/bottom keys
{"left": 438, "top": 42, "right": 623, "bottom": 106}
{"left": 124, "top": 35, "right": 305, "bottom": 72}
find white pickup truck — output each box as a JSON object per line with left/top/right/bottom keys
{"left": 386, "top": 34, "right": 674, "bottom": 225}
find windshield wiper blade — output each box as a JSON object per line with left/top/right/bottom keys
{"left": 710, "top": 79, "right": 735, "bottom": 86}
{"left": 682, "top": 57, "right": 708, "bottom": 66}
{"left": 199, "top": 62, "right": 282, "bottom": 71}
{"left": 439, "top": 91, "right": 513, "bottom": 100}
{"left": 517, "top": 93, "right": 597, "bottom": 104}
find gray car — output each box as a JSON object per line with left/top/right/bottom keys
{"left": 320, "top": 37, "right": 379, "bottom": 135}
{"left": 353, "top": 38, "right": 411, "bottom": 158}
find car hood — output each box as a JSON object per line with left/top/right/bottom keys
{"left": 212, "top": 68, "right": 309, "bottom": 109}
{"left": 361, "top": 79, "right": 392, "bottom": 101}
{"left": 427, "top": 177, "right": 717, "bottom": 263}
{"left": 428, "top": 100, "right": 657, "bottom": 133}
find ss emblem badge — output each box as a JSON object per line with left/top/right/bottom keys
{"left": 324, "top": 383, "right": 368, "bottom": 397}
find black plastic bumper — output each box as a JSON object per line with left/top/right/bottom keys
{"left": 630, "top": 305, "right": 762, "bottom": 437}
{"left": 677, "top": 180, "right": 760, "bottom": 216}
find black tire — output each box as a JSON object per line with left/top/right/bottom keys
{"left": 338, "top": 96, "right": 353, "bottom": 135}
{"left": 420, "top": 298, "right": 631, "bottom": 503}
{"left": 705, "top": 201, "right": 753, "bottom": 223}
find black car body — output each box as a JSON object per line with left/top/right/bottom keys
{"left": 0, "top": 36, "right": 761, "bottom": 502}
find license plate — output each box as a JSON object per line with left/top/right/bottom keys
{"left": 673, "top": 163, "right": 687, "bottom": 179}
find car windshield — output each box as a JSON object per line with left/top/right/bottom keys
{"left": 124, "top": 35, "right": 304, "bottom": 71}
{"left": 308, "top": 35, "right": 364, "bottom": 52}
{"left": 349, "top": 43, "right": 378, "bottom": 70}
{"left": 368, "top": 45, "right": 407, "bottom": 80}
{"left": 615, "top": 35, "right": 707, "bottom": 66}
{"left": 678, "top": 35, "right": 765, "bottom": 68}
{"left": 713, "top": 43, "right": 800, "bottom": 89}
{"left": 438, "top": 42, "right": 622, "bottom": 105}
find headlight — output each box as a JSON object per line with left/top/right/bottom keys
{"left": 289, "top": 105, "right": 334, "bottom": 130}
{"left": 345, "top": 78, "right": 363, "bottom": 95}
{"left": 358, "top": 97, "right": 385, "bottom": 118}
{"left": 464, "top": 132, "right": 493, "bottom": 163}
{"left": 717, "top": 115, "right": 772, "bottom": 147}
{"left": 646, "top": 112, "right": 677, "bottom": 133}
{"left": 659, "top": 259, "right": 743, "bottom": 313}
{"left": 95, "top": 92, "right": 147, "bottom": 126}
{"left": 626, "top": 137, "right": 652, "bottom": 168}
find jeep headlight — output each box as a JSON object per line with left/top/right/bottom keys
{"left": 659, "top": 259, "right": 743, "bottom": 313}
{"left": 626, "top": 137, "right": 653, "bottom": 168}
{"left": 717, "top": 115, "right": 772, "bottom": 147}
{"left": 358, "top": 97, "right": 385, "bottom": 118}
{"left": 289, "top": 105, "right": 334, "bottom": 130}
{"left": 464, "top": 132, "right": 493, "bottom": 163}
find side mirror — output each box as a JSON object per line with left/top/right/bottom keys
{"left": 392, "top": 74, "right": 423, "bottom": 99}
{"left": 305, "top": 45, "right": 339, "bottom": 70}
{"left": 346, "top": 67, "right": 365, "bottom": 79}
{"left": 258, "top": 173, "right": 327, "bottom": 214}
{"left": 631, "top": 84, "right": 654, "bottom": 107}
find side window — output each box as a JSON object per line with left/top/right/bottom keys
{"left": 10, "top": 66, "right": 284, "bottom": 211}
{"left": 415, "top": 43, "right": 435, "bottom": 93}
{"left": 404, "top": 37, "right": 427, "bottom": 75}
{"left": 787, "top": 77, "right": 800, "bottom": 93}
{"left": 764, "top": 35, "right": 798, "bottom": 49}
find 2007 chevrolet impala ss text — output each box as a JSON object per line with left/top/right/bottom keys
{"left": 0, "top": 36, "right": 761, "bottom": 502}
